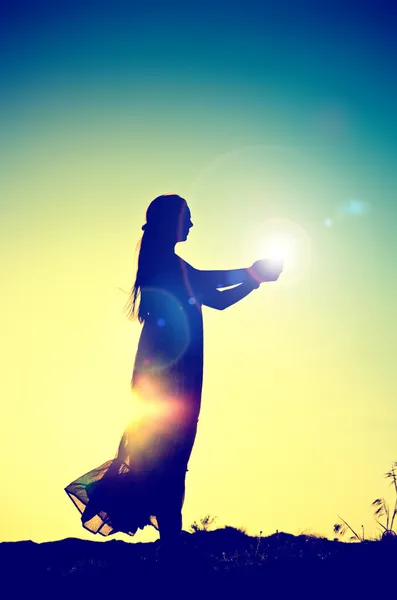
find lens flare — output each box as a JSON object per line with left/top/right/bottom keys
{"left": 122, "top": 382, "right": 193, "bottom": 470}
{"left": 138, "top": 287, "right": 190, "bottom": 370}
{"left": 323, "top": 198, "right": 370, "bottom": 228}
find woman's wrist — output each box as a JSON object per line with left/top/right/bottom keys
{"left": 245, "top": 268, "right": 260, "bottom": 289}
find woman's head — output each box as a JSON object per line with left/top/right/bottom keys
{"left": 126, "top": 194, "right": 193, "bottom": 322}
{"left": 142, "top": 194, "right": 193, "bottom": 243}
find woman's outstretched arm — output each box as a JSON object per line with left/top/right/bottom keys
{"left": 186, "top": 259, "right": 284, "bottom": 289}
{"left": 181, "top": 258, "right": 283, "bottom": 309}
{"left": 190, "top": 266, "right": 252, "bottom": 288}
{"left": 201, "top": 280, "right": 259, "bottom": 310}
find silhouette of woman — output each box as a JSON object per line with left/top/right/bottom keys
{"left": 65, "top": 194, "right": 283, "bottom": 548}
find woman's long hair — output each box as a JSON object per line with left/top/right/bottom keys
{"left": 125, "top": 194, "right": 188, "bottom": 323}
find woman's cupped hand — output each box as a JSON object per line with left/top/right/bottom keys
{"left": 249, "top": 258, "right": 284, "bottom": 284}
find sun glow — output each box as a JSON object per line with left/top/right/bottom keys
{"left": 128, "top": 382, "right": 191, "bottom": 436}
{"left": 255, "top": 218, "right": 312, "bottom": 284}
{"left": 263, "top": 233, "right": 295, "bottom": 263}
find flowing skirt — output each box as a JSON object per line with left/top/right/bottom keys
{"left": 65, "top": 334, "right": 202, "bottom": 537}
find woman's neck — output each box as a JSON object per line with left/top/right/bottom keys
{"left": 160, "top": 241, "right": 177, "bottom": 256}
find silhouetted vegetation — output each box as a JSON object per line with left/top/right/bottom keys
{"left": 334, "top": 461, "right": 397, "bottom": 542}
{"left": 189, "top": 514, "right": 218, "bottom": 532}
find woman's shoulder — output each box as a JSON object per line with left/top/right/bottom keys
{"left": 175, "top": 254, "right": 195, "bottom": 271}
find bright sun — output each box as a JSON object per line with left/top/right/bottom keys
{"left": 263, "top": 234, "right": 295, "bottom": 263}
{"left": 255, "top": 218, "right": 312, "bottom": 284}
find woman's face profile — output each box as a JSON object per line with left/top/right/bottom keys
{"left": 145, "top": 195, "right": 193, "bottom": 244}
{"left": 178, "top": 205, "right": 193, "bottom": 243}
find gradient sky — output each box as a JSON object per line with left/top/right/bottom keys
{"left": 1, "top": 0, "right": 396, "bottom": 544}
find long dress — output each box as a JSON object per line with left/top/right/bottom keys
{"left": 64, "top": 254, "right": 205, "bottom": 536}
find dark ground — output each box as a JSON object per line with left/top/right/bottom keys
{"left": 1, "top": 528, "right": 396, "bottom": 599}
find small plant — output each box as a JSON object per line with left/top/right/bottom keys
{"left": 333, "top": 517, "right": 365, "bottom": 542}
{"left": 190, "top": 514, "right": 218, "bottom": 533}
{"left": 372, "top": 462, "right": 397, "bottom": 540}
{"left": 333, "top": 461, "right": 397, "bottom": 542}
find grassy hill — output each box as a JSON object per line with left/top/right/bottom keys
{"left": 1, "top": 528, "right": 396, "bottom": 598}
